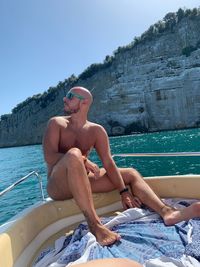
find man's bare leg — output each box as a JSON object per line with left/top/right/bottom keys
{"left": 47, "top": 148, "right": 120, "bottom": 246}
{"left": 89, "top": 168, "right": 200, "bottom": 225}
{"left": 124, "top": 169, "right": 200, "bottom": 225}
{"left": 75, "top": 258, "right": 142, "bottom": 267}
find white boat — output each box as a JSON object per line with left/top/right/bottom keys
{"left": 0, "top": 153, "right": 200, "bottom": 267}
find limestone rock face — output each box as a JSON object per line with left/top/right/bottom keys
{"left": 1, "top": 13, "right": 200, "bottom": 147}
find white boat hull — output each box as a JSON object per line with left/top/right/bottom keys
{"left": 1, "top": 175, "right": 200, "bottom": 267}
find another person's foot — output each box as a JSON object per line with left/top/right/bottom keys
{"left": 161, "top": 202, "right": 200, "bottom": 225}
{"left": 90, "top": 222, "right": 121, "bottom": 246}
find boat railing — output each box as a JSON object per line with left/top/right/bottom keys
{"left": 112, "top": 152, "right": 200, "bottom": 158}
{"left": 1, "top": 152, "right": 200, "bottom": 201}
{"left": 0, "top": 171, "right": 45, "bottom": 201}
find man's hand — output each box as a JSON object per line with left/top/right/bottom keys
{"left": 121, "top": 191, "right": 142, "bottom": 209}
{"left": 84, "top": 158, "right": 100, "bottom": 179}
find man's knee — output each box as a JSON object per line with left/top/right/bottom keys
{"left": 129, "top": 168, "right": 142, "bottom": 179}
{"left": 121, "top": 168, "right": 142, "bottom": 182}
{"left": 65, "top": 147, "right": 83, "bottom": 166}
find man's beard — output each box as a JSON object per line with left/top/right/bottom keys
{"left": 64, "top": 107, "right": 80, "bottom": 115}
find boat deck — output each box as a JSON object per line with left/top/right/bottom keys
{"left": 1, "top": 175, "right": 200, "bottom": 267}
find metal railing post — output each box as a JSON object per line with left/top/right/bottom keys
{"left": 0, "top": 171, "right": 45, "bottom": 201}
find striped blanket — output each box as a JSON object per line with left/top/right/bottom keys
{"left": 33, "top": 199, "right": 200, "bottom": 267}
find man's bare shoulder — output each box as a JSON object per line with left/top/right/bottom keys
{"left": 48, "top": 116, "right": 69, "bottom": 127}
{"left": 87, "top": 122, "right": 107, "bottom": 135}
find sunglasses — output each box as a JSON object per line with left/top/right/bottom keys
{"left": 66, "top": 91, "right": 85, "bottom": 100}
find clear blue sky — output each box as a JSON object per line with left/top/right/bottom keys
{"left": 0, "top": 0, "right": 199, "bottom": 116}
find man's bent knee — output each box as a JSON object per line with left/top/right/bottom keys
{"left": 63, "top": 147, "right": 84, "bottom": 168}
{"left": 129, "top": 168, "right": 141, "bottom": 177}
{"left": 67, "top": 147, "right": 82, "bottom": 156}
{"left": 120, "top": 167, "right": 143, "bottom": 184}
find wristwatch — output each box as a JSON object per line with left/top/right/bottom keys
{"left": 119, "top": 187, "right": 129, "bottom": 195}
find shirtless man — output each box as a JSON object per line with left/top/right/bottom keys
{"left": 43, "top": 86, "right": 200, "bottom": 246}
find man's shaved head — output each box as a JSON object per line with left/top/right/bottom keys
{"left": 70, "top": 86, "right": 93, "bottom": 106}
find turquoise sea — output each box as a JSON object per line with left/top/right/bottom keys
{"left": 0, "top": 128, "right": 200, "bottom": 225}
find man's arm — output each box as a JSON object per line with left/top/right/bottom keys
{"left": 42, "top": 117, "right": 64, "bottom": 166}
{"left": 94, "top": 125, "right": 126, "bottom": 192}
{"left": 94, "top": 125, "right": 142, "bottom": 209}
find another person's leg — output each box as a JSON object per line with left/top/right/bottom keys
{"left": 74, "top": 258, "right": 142, "bottom": 267}
{"left": 89, "top": 168, "right": 200, "bottom": 225}
{"left": 47, "top": 148, "right": 120, "bottom": 246}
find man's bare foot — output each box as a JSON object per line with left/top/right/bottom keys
{"left": 161, "top": 202, "right": 200, "bottom": 226}
{"left": 90, "top": 222, "right": 121, "bottom": 246}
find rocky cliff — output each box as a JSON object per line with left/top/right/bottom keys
{"left": 1, "top": 8, "right": 200, "bottom": 147}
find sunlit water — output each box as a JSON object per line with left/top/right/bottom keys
{"left": 0, "top": 128, "right": 200, "bottom": 225}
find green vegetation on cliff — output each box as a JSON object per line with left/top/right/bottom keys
{"left": 10, "top": 75, "right": 78, "bottom": 114}
{"left": 74, "top": 7, "right": 200, "bottom": 80}
{"left": 1, "top": 7, "right": 200, "bottom": 119}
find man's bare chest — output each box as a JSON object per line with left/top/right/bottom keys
{"left": 59, "top": 129, "right": 95, "bottom": 155}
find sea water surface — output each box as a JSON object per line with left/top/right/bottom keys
{"left": 0, "top": 128, "right": 200, "bottom": 225}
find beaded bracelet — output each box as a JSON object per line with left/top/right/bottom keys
{"left": 119, "top": 187, "right": 129, "bottom": 195}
